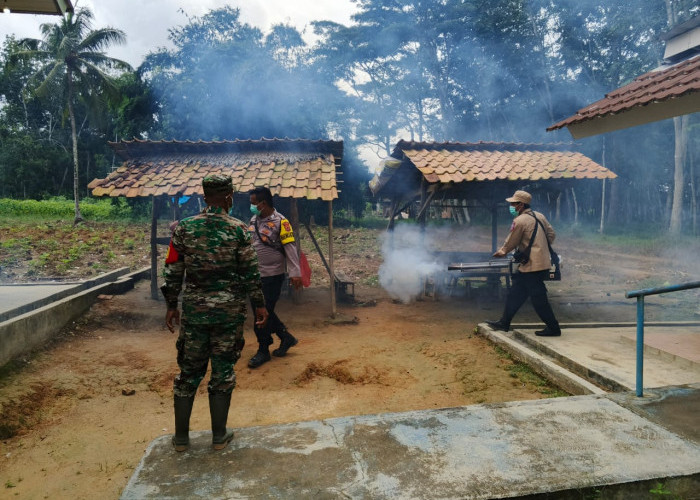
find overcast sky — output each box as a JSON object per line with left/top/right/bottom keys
{"left": 0, "top": 0, "right": 357, "bottom": 67}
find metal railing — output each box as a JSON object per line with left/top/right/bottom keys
{"left": 625, "top": 280, "right": 700, "bottom": 397}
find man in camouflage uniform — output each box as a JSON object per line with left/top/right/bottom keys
{"left": 162, "top": 174, "right": 268, "bottom": 452}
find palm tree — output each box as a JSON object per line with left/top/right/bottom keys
{"left": 16, "top": 8, "right": 131, "bottom": 224}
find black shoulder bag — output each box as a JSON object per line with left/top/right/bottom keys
{"left": 512, "top": 218, "right": 537, "bottom": 264}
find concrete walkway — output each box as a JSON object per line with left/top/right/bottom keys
{"left": 121, "top": 321, "right": 700, "bottom": 499}
{"left": 0, "top": 267, "right": 150, "bottom": 367}
{"left": 0, "top": 282, "right": 82, "bottom": 321}
{"left": 122, "top": 386, "right": 700, "bottom": 499}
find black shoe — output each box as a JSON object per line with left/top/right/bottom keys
{"left": 485, "top": 320, "right": 510, "bottom": 332}
{"left": 535, "top": 327, "right": 561, "bottom": 337}
{"left": 272, "top": 333, "right": 298, "bottom": 357}
{"left": 248, "top": 350, "right": 271, "bottom": 368}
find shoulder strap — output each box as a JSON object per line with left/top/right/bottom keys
{"left": 531, "top": 214, "right": 558, "bottom": 264}
{"left": 253, "top": 216, "right": 286, "bottom": 256}
{"left": 530, "top": 213, "right": 555, "bottom": 253}
{"left": 522, "top": 213, "right": 538, "bottom": 256}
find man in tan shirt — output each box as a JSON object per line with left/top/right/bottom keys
{"left": 486, "top": 190, "right": 561, "bottom": 337}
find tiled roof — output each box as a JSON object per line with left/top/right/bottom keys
{"left": 370, "top": 141, "right": 614, "bottom": 196}
{"left": 399, "top": 140, "right": 613, "bottom": 180}
{"left": 548, "top": 54, "right": 700, "bottom": 132}
{"left": 89, "top": 138, "right": 342, "bottom": 200}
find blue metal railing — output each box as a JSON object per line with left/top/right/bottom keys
{"left": 625, "top": 280, "right": 700, "bottom": 397}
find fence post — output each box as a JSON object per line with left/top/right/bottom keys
{"left": 635, "top": 296, "right": 645, "bottom": 397}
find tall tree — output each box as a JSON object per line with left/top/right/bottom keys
{"left": 15, "top": 8, "right": 131, "bottom": 223}
{"left": 665, "top": 0, "right": 696, "bottom": 235}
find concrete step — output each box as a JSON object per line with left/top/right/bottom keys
{"left": 480, "top": 323, "right": 700, "bottom": 395}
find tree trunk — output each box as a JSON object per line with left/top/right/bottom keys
{"left": 67, "top": 68, "right": 83, "bottom": 224}
{"left": 669, "top": 115, "right": 688, "bottom": 235}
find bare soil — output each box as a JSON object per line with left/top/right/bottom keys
{"left": 1, "top": 223, "right": 699, "bottom": 499}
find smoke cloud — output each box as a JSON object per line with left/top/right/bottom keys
{"left": 378, "top": 224, "right": 443, "bottom": 304}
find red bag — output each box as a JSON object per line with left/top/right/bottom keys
{"left": 299, "top": 251, "right": 312, "bottom": 287}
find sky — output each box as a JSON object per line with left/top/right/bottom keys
{"left": 0, "top": 0, "right": 357, "bottom": 67}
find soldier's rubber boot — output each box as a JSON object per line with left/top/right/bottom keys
{"left": 272, "top": 331, "right": 298, "bottom": 357}
{"left": 209, "top": 392, "right": 234, "bottom": 450}
{"left": 172, "top": 395, "right": 195, "bottom": 452}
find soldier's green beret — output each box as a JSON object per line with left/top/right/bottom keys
{"left": 202, "top": 174, "right": 233, "bottom": 196}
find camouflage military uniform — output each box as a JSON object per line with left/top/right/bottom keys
{"left": 162, "top": 206, "right": 265, "bottom": 397}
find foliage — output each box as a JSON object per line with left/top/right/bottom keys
{"left": 2, "top": 2, "right": 700, "bottom": 232}
{"left": 0, "top": 197, "right": 133, "bottom": 220}
{"left": 494, "top": 345, "right": 569, "bottom": 397}
{"left": 9, "top": 7, "right": 132, "bottom": 223}
{"left": 0, "top": 217, "right": 154, "bottom": 279}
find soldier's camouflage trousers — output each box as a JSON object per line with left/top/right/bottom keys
{"left": 173, "top": 321, "right": 245, "bottom": 398}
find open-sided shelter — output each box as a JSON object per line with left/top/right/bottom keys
{"left": 547, "top": 15, "right": 700, "bottom": 139}
{"left": 370, "top": 140, "right": 617, "bottom": 251}
{"left": 89, "top": 138, "right": 343, "bottom": 314}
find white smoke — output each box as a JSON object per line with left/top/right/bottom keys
{"left": 378, "top": 224, "right": 443, "bottom": 303}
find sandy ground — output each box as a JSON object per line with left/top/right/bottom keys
{"left": 2, "top": 225, "right": 700, "bottom": 499}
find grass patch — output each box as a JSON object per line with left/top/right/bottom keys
{"left": 0, "top": 218, "right": 156, "bottom": 279}
{"left": 494, "top": 346, "right": 570, "bottom": 398}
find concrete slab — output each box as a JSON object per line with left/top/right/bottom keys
{"left": 121, "top": 388, "right": 700, "bottom": 499}
{"left": 0, "top": 282, "right": 82, "bottom": 319}
{"left": 0, "top": 267, "right": 133, "bottom": 322}
{"left": 0, "top": 267, "right": 150, "bottom": 367}
{"left": 513, "top": 326, "right": 700, "bottom": 391}
{"left": 619, "top": 330, "right": 700, "bottom": 366}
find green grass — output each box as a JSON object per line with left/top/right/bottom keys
{"left": 0, "top": 196, "right": 136, "bottom": 221}
{"left": 494, "top": 346, "right": 570, "bottom": 398}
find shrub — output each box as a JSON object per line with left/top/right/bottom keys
{"left": 0, "top": 197, "right": 134, "bottom": 220}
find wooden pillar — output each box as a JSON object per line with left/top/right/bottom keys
{"left": 290, "top": 198, "right": 301, "bottom": 256}
{"left": 491, "top": 204, "right": 498, "bottom": 253}
{"left": 289, "top": 198, "right": 301, "bottom": 304}
{"left": 328, "top": 200, "right": 336, "bottom": 317}
{"left": 150, "top": 196, "right": 160, "bottom": 300}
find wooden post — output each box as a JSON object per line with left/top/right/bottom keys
{"left": 289, "top": 198, "right": 301, "bottom": 304}
{"left": 150, "top": 195, "right": 160, "bottom": 300}
{"left": 600, "top": 178, "right": 606, "bottom": 234}
{"left": 328, "top": 200, "right": 336, "bottom": 317}
{"left": 491, "top": 204, "right": 498, "bottom": 253}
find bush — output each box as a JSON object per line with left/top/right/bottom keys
{"left": 0, "top": 197, "right": 134, "bottom": 220}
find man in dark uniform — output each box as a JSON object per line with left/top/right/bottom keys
{"left": 247, "top": 186, "right": 302, "bottom": 368}
{"left": 162, "top": 174, "right": 268, "bottom": 451}
{"left": 486, "top": 190, "right": 561, "bottom": 337}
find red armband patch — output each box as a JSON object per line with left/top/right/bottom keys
{"left": 165, "top": 241, "right": 180, "bottom": 264}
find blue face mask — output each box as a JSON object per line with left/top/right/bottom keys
{"left": 509, "top": 206, "right": 518, "bottom": 217}
{"left": 250, "top": 204, "right": 260, "bottom": 216}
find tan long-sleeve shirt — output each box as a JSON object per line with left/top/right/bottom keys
{"left": 499, "top": 208, "right": 556, "bottom": 273}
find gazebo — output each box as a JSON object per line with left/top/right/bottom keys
{"left": 370, "top": 140, "right": 617, "bottom": 251}
{"left": 88, "top": 138, "right": 344, "bottom": 314}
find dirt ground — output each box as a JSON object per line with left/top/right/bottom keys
{"left": 2, "top": 224, "right": 700, "bottom": 499}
